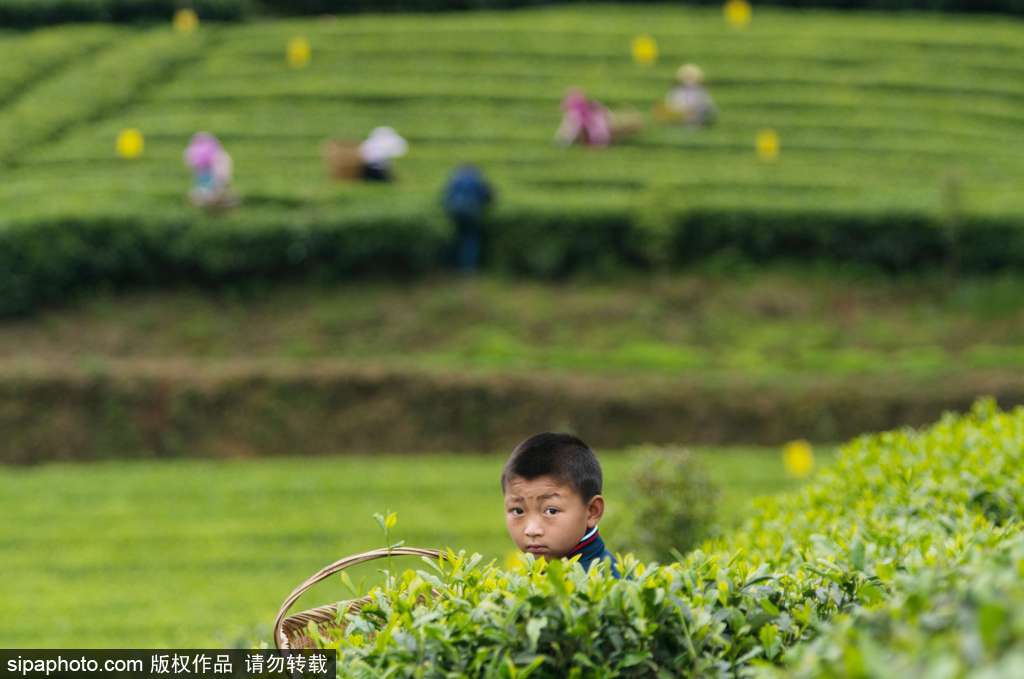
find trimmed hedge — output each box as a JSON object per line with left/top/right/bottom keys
{"left": 0, "top": 0, "right": 246, "bottom": 27}
{"left": 2, "top": 0, "right": 1021, "bottom": 28}
{"left": 490, "top": 205, "right": 1024, "bottom": 277}
{"left": 5, "top": 205, "right": 1024, "bottom": 317}
{"left": 0, "top": 207, "right": 450, "bottom": 316}
{"left": 305, "top": 399, "right": 1024, "bottom": 676}
{"left": 1, "top": 361, "right": 1022, "bottom": 463}
{"left": 257, "top": 0, "right": 1024, "bottom": 15}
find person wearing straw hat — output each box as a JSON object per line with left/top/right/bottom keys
{"left": 501, "top": 432, "right": 620, "bottom": 577}
{"left": 358, "top": 126, "right": 408, "bottom": 181}
{"left": 665, "top": 63, "right": 717, "bottom": 127}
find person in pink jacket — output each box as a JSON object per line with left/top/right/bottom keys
{"left": 184, "top": 132, "right": 237, "bottom": 209}
{"left": 555, "top": 88, "right": 612, "bottom": 147}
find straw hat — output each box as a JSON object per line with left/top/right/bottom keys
{"left": 676, "top": 63, "right": 704, "bottom": 85}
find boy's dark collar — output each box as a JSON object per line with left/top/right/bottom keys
{"left": 568, "top": 525, "right": 604, "bottom": 560}
{"left": 567, "top": 525, "right": 620, "bottom": 578}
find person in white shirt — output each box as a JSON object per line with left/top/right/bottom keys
{"left": 665, "top": 64, "right": 717, "bottom": 127}
{"left": 358, "top": 126, "right": 408, "bottom": 181}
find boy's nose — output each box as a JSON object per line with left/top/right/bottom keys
{"left": 524, "top": 521, "right": 543, "bottom": 538}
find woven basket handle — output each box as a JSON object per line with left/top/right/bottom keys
{"left": 273, "top": 547, "right": 444, "bottom": 649}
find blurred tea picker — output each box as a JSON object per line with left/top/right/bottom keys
{"left": 555, "top": 88, "right": 643, "bottom": 147}
{"left": 184, "top": 132, "right": 239, "bottom": 210}
{"left": 656, "top": 64, "right": 717, "bottom": 128}
{"left": 323, "top": 126, "right": 408, "bottom": 182}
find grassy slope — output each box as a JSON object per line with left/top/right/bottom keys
{"left": 1, "top": 6, "right": 1023, "bottom": 221}
{"left": 0, "top": 447, "right": 828, "bottom": 648}
{"left": 4, "top": 270, "right": 1024, "bottom": 381}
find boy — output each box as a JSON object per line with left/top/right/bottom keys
{"left": 501, "top": 432, "right": 619, "bottom": 577}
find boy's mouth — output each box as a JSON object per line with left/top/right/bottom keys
{"left": 525, "top": 544, "right": 548, "bottom": 554}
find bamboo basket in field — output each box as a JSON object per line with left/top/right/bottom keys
{"left": 273, "top": 547, "right": 444, "bottom": 650}
{"left": 608, "top": 108, "right": 646, "bottom": 139}
{"left": 322, "top": 139, "right": 363, "bottom": 180}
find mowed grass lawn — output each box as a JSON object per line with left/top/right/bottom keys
{"left": 1, "top": 5, "right": 1023, "bottom": 220}
{"left": 0, "top": 447, "right": 830, "bottom": 648}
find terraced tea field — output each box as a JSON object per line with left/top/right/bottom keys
{"left": 2, "top": 6, "right": 1023, "bottom": 221}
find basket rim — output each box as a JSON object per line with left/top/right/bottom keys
{"left": 273, "top": 546, "right": 445, "bottom": 649}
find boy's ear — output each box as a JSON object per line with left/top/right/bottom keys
{"left": 586, "top": 495, "right": 605, "bottom": 529}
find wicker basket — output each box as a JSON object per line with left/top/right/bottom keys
{"left": 322, "top": 139, "right": 363, "bottom": 181}
{"left": 273, "top": 547, "right": 444, "bottom": 650}
{"left": 609, "top": 109, "right": 645, "bottom": 139}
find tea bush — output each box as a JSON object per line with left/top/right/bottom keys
{"left": 314, "top": 551, "right": 866, "bottom": 677}
{"left": 312, "top": 399, "right": 1023, "bottom": 676}
{"left": 764, "top": 532, "right": 1024, "bottom": 678}
{"left": 7, "top": 203, "right": 1024, "bottom": 316}
{"left": 0, "top": 201, "right": 451, "bottom": 316}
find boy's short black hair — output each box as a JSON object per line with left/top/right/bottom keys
{"left": 501, "top": 432, "right": 603, "bottom": 502}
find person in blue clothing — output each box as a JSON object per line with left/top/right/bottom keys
{"left": 501, "top": 432, "right": 620, "bottom": 578}
{"left": 441, "top": 164, "right": 494, "bottom": 273}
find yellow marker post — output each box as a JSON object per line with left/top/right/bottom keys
{"left": 782, "top": 440, "right": 814, "bottom": 478}
{"left": 172, "top": 8, "right": 199, "bottom": 34}
{"left": 287, "top": 37, "right": 311, "bottom": 69}
{"left": 631, "top": 34, "right": 658, "bottom": 66}
{"left": 724, "top": 0, "right": 752, "bottom": 29}
{"left": 756, "top": 128, "right": 779, "bottom": 161}
{"left": 116, "top": 129, "right": 144, "bottom": 159}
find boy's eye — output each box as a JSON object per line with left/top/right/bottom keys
{"left": 544, "top": 507, "right": 560, "bottom": 515}
{"left": 509, "top": 507, "right": 524, "bottom": 516}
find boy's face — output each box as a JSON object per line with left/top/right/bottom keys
{"left": 503, "top": 474, "right": 605, "bottom": 559}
